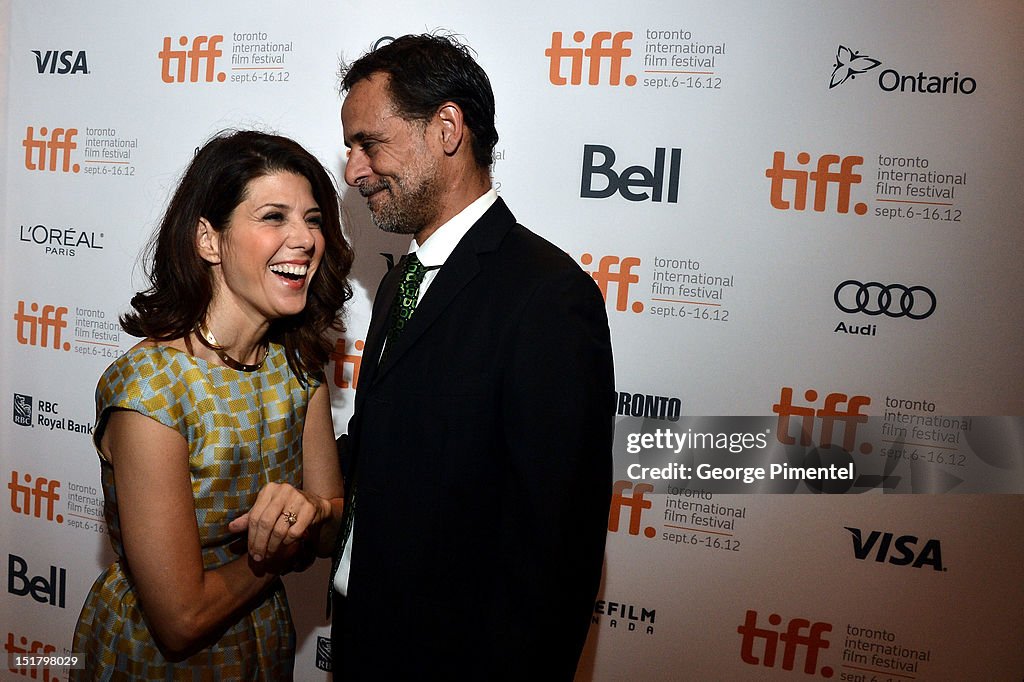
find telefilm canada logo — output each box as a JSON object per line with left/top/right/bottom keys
{"left": 828, "top": 45, "right": 976, "bottom": 94}
{"left": 592, "top": 598, "right": 656, "bottom": 635}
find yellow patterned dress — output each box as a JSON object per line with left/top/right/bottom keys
{"left": 71, "top": 343, "right": 318, "bottom": 680}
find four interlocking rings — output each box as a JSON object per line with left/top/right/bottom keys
{"left": 834, "top": 280, "right": 936, "bottom": 319}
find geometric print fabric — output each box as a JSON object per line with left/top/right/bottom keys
{"left": 71, "top": 343, "right": 318, "bottom": 680}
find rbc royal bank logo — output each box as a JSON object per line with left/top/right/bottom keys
{"left": 13, "top": 395, "right": 32, "bottom": 427}
{"left": 159, "top": 35, "right": 226, "bottom": 83}
{"left": 546, "top": 31, "right": 636, "bottom": 86}
{"left": 315, "top": 635, "right": 331, "bottom": 671}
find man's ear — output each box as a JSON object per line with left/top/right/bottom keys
{"left": 437, "top": 102, "right": 465, "bottom": 156}
{"left": 196, "top": 218, "right": 221, "bottom": 264}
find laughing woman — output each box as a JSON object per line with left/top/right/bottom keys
{"left": 71, "top": 130, "right": 353, "bottom": 680}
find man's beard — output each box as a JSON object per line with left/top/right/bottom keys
{"left": 361, "top": 166, "right": 441, "bottom": 235}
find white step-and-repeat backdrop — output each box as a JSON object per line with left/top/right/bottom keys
{"left": 2, "top": 1, "right": 1022, "bottom": 680}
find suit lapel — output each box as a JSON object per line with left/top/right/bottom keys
{"left": 356, "top": 262, "right": 403, "bottom": 394}
{"left": 372, "top": 198, "right": 515, "bottom": 381}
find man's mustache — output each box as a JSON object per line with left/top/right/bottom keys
{"left": 359, "top": 180, "right": 390, "bottom": 197}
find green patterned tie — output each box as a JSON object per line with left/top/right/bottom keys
{"left": 383, "top": 253, "right": 430, "bottom": 356}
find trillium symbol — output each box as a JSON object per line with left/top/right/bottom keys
{"left": 829, "top": 45, "right": 881, "bottom": 88}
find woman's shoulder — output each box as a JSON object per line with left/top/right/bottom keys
{"left": 97, "top": 341, "right": 196, "bottom": 407}
{"left": 264, "top": 341, "right": 322, "bottom": 392}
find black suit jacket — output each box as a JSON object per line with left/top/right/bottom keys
{"left": 331, "top": 198, "right": 614, "bottom": 680}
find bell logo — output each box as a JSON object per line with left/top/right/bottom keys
{"left": 737, "top": 609, "right": 834, "bottom": 677}
{"left": 13, "top": 302, "right": 70, "bottom": 351}
{"left": 546, "top": 31, "right": 636, "bottom": 86}
{"left": 608, "top": 481, "right": 655, "bottom": 538}
{"left": 32, "top": 49, "right": 88, "bottom": 75}
{"left": 766, "top": 152, "right": 867, "bottom": 215}
{"left": 845, "top": 527, "right": 945, "bottom": 571}
{"left": 159, "top": 35, "right": 226, "bottom": 83}
{"left": 22, "top": 127, "right": 79, "bottom": 173}
{"left": 579, "top": 254, "right": 643, "bottom": 314}
{"left": 581, "top": 145, "right": 681, "bottom": 203}
{"left": 7, "top": 555, "right": 66, "bottom": 608}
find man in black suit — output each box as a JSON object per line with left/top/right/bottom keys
{"left": 330, "top": 33, "right": 614, "bottom": 679}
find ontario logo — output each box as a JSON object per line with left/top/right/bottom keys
{"left": 828, "top": 45, "right": 976, "bottom": 94}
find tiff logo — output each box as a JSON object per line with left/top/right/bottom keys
{"left": 546, "top": 31, "right": 636, "bottom": 86}
{"left": 765, "top": 152, "right": 867, "bottom": 215}
{"left": 608, "top": 481, "right": 655, "bottom": 538}
{"left": 22, "top": 127, "right": 79, "bottom": 173}
{"left": 13, "top": 395, "right": 32, "bottom": 427}
{"left": 5, "top": 632, "right": 58, "bottom": 680}
{"left": 9, "top": 471, "right": 63, "bottom": 524}
{"left": 331, "top": 338, "right": 365, "bottom": 390}
{"left": 772, "top": 388, "right": 872, "bottom": 454}
{"left": 159, "top": 35, "right": 226, "bottom": 83}
{"left": 737, "top": 609, "right": 834, "bottom": 677}
{"left": 13, "top": 302, "right": 70, "bottom": 351}
{"left": 579, "top": 254, "right": 643, "bottom": 313}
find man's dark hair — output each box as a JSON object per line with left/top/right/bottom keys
{"left": 340, "top": 33, "right": 498, "bottom": 169}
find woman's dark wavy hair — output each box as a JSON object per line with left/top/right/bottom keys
{"left": 123, "top": 130, "right": 353, "bottom": 381}
{"left": 339, "top": 32, "right": 498, "bottom": 169}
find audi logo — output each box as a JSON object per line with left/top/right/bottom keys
{"left": 834, "top": 280, "right": 936, "bottom": 319}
